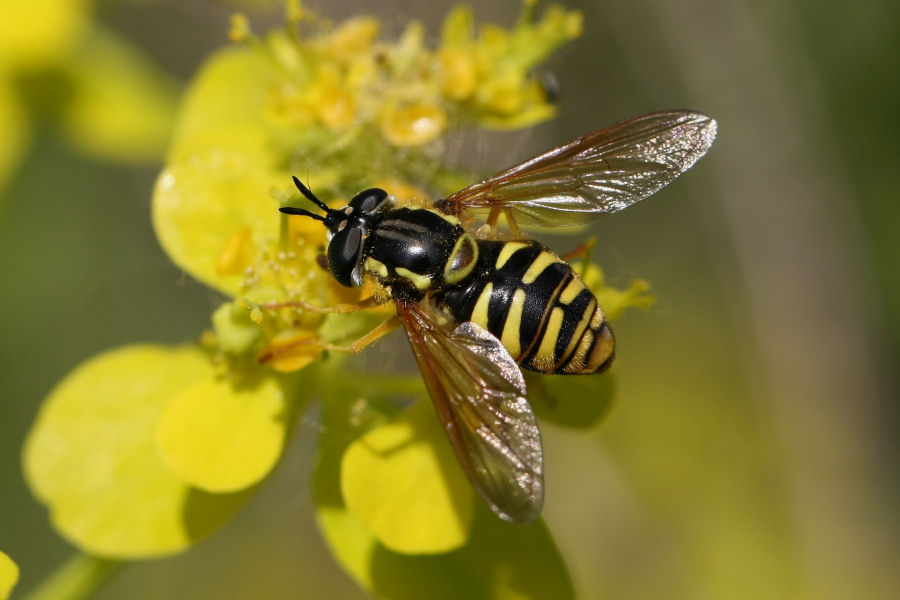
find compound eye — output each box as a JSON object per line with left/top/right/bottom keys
{"left": 327, "top": 226, "right": 363, "bottom": 287}
{"left": 349, "top": 188, "right": 388, "bottom": 215}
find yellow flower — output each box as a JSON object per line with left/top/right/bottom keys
{"left": 379, "top": 101, "right": 447, "bottom": 146}
{"left": 437, "top": 3, "right": 582, "bottom": 129}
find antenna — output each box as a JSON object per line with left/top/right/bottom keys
{"left": 279, "top": 176, "right": 332, "bottom": 221}
{"left": 278, "top": 206, "right": 325, "bottom": 221}
{"left": 292, "top": 176, "right": 330, "bottom": 212}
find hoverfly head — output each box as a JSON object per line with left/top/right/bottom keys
{"left": 279, "top": 177, "right": 389, "bottom": 288}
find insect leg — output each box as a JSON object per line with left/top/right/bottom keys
{"left": 484, "top": 207, "right": 522, "bottom": 238}
{"left": 504, "top": 208, "right": 522, "bottom": 238}
{"left": 319, "top": 315, "right": 402, "bottom": 354}
{"left": 258, "top": 315, "right": 401, "bottom": 368}
{"left": 486, "top": 206, "right": 503, "bottom": 230}
{"left": 561, "top": 237, "right": 597, "bottom": 261}
{"left": 261, "top": 296, "right": 386, "bottom": 314}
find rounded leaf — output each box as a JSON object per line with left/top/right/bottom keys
{"left": 527, "top": 371, "right": 616, "bottom": 429}
{"left": 152, "top": 48, "right": 284, "bottom": 295}
{"left": 314, "top": 376, "right": 573, "bottom": 597}
{"left": 153, "top": 153, "right": 283, "bottom": 296}
{"left": 167, "top": 47, "right": 275, "bottom": 163}
{"left": 318, "top": 504, "right": 574, "bottom": 599}
{"left": 23, "top": 345, "right": 253, "bottom": 558}
{"left": 0, "top": 0, "right": 89, "bottom": 69}
{"left": 0, "top": 551, "right": 17, "bottom": 600}
{"left": 368, "top": 505, "right": 575, "bottom": 600}
{"left": 341, "top": 401, "right": 473, "bottom": 554}
{"left": 0, "top": 78, "right": 28, "bottom": 195}
{"left": 156, "top": 372, "right": 291, "bottom": 493}
{"left": 59, "top": 29, "right": 177, "bottom": 163}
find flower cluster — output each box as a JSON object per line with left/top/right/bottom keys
{"left": 24, "top": 3, "right": 652, "bottom": 597}
{"left": 155, "top": 0, "right": 585, "bottom": 378}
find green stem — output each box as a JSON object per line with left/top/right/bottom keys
{"left": 22, "top": 554, "right": 122, "bottom": 600}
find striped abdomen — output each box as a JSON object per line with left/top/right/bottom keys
{"left": 436, "top": 241, "right": 615, "bottom": 374}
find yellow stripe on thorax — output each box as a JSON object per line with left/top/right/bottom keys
{"left": 395, "top": 267, "right": 432, "bottom": 290}
{"left": 364, "top": 257, "right": 389, "bottom": 279}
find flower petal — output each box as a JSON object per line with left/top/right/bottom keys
{"left": 0, "top": 551, "right": 18, "bottom": 600}
{"left": 156, "top": 371, "right": 294, "bottom": 493}
{"left": 23, "top": 345, "right": 253, "bottom": 558}
{"left": 340, "top": 401, "right": 473, "bottom": 554}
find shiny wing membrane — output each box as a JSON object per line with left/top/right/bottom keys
{"left": 397, "top": 298, "right": 544, "bottom": 523}
{"left": 440, "top": 110, "right": 717, "bottom": 227}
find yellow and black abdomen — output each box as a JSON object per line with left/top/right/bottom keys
{"left": 437, "top": 241, "right": 615, "bottom": 374}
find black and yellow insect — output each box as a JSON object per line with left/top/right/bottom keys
{"left": 280, "top": 110, "right": 717, "bottom": 523}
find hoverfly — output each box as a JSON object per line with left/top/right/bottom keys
{"left": 279, "top": 110, "right": 717, "bottom": 523}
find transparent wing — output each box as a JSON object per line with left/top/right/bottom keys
{"left": 396, "top": 298, "right": 543, "bottom": 523}
{"left": 439, "top": 110, "right": 717, "bottom": 227}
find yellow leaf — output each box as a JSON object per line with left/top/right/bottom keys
{"left": 0, "top": 78, "right": 28, "bottom": 195}
{"left": 0, "top": 551, "right": 18, "bottom": 600}
{"left": 59, "top": 28, "right": 178, "bottom": 163}
{"left": 526, "top": 371, "right": 616, "bottom": 429}
{"left": 313, "top": 377, "right": 573, "bottom": 596}
{"left": 318, "top": 504, "right": 576, "bottom": 599}
{"left": 369, "top": 505, "right": 575, "bottom": 600}
{"left": 156, "top": 372, "right": 293, "bottom": 493}
{"left": 23, "top": 345, "right": 252, "bottom": 558}
{"left": 0, "top": 0, "right": 90, "bottom": 69}
{"left": 152, "top": 48, "right": 285, "bottom": 296}
{"left": 167, "top": 47, "right": 274, "bottom": 163}
{"left": 341, "top": 401, "right": 473, "bottom": 554}
{"left": 315, "top": 505, "right": 379, "bottom": 590}
{"left": 152, "top": 153, "right": 283, "bottom": 296}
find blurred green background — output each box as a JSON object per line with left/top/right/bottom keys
{"left": 1, "top": 0, "right": 897, "bottom": 599}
